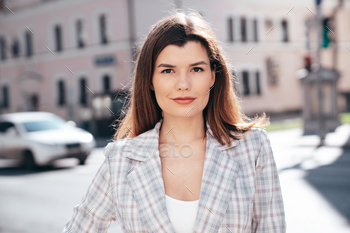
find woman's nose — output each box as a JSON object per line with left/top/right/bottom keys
{"left": 177, "top": 71, "right": 191, "bottom": 90}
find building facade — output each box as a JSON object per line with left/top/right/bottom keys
{"left": 0, "top": 0, "right": 349, "bottom": 133}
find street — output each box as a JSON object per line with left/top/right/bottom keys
{"left": 0, "top": 148, "right": 124, "bottom": 233}
{"left": 0, "top": 125, "right": 350, "bottom": 233}
{"left": 269, "top": 124, "right": 350, "bottom": 233}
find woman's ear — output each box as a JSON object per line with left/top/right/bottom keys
{"left": 211, "top": 64, "right": 216, "bottom": 86}
{"left": 150, "top": 82, "right": 154, "bottom": 91}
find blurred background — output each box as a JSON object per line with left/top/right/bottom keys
{"left": 0, "top": 0, "right": 349, "bottom": 232}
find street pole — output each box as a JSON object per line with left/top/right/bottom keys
{"left": 331, "top": 0, "right": 344, "bottom": 70}
{"left": 315, "top": 0, "right": 326, "bottom": 145}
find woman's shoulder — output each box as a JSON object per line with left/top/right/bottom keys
{"left": 235, "top": 127, "right": 271, "bottom": 154}
{"left": 103, "top": 138, "right": 136, "bottom": 179}
{"left": 233, "top": 128, "right": 274, "bottom": 171}
{"left": 240, "top": 127, "right": 269, "bottom": 143}
{"left": 103, "top": 138, "right": 133, "bottom": 160}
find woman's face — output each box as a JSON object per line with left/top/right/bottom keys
{"left": 151, "top": 40, "right": 215, "bottom": 119}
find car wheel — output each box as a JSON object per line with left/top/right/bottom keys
{"left": 78, "top": 154, "right": 88, "bottom": 165}
{"left": 78, "top": 158, "right": 86, "bottom": 165}
{"left": 22, "top": 151, "right": 37, "bottom": 170}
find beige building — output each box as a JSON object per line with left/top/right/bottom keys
{"left": 0, "top": 0, "right": 349, "bottom": 133}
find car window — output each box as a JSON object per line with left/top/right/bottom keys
{"left": 21, "top": 117, "right": 68, "bottom": 132}
{"left": 0, "top": 122, "right": 16, "bottom": 133}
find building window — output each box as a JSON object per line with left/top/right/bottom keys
{"left": 242, "top": 71, "right": 250, "bottom": 95}
{"left": 228, "top": 17, "right": 234, "bottom": 42}
{"left": 256, "top": 71, "right": 261, "bottom": 95}
{"left": 55, "top": 25, "right": 63, "bottom": 52}
{"left": 281, "top": 19, "right": 289, "bottom": 42}
{"left": 76, "top": 19, "right": 85, "bottom": 48}
{"left": 266, "top": 57, "right": 279, "bottom": 85}
{"left": 79, "top": 78, "right": 88, "bottom": 106}
{"left": 241, "top": 17, "right": 247, "bottom": 42}
{"left": 240, "top": 17, "right": 247, "bottom": 42}
{"left": 103, "top": 75, "right": 110, "bottom": 93}
{"left": 253, "top": 19, "right": 259, "bottom": 42}
{"left": 2, "top": 85, "right": 9, "bottom": 108}
{"left": 0, "top": 37, "right": 7, "bottom": 60}
{"left": 265, "top": 18, "right": 273, "bottom": 33}
{"left": 240, "top": 70, "right": 261, "bottom": 96}
{"left": 25, "top": 31, "right": 33, "bottom": 57}
{"left": 12, "top": 39, "right": 20, "bottom": 58}
{"left": 99, "top": 14, "right": 108, "bottom": 44}
{"left": 57, "top": 80, "right": 66, "bottom": 106}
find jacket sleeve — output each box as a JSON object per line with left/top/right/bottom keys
{"left": 251, "top": 129, "right": 286, "bottom": 233}
{"left": 62, "top": 143, "right": 119, "bottom": 233}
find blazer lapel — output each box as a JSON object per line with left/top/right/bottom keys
{"left": 124, "top": 118, "right": 241, "bottom": 233}
{"left": 192, "top": 126, "right": 241, "bottom": 233}
{"left": 126, "top": 154, "right": 174, "bottom": 232}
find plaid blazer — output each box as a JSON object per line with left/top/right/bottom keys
{"left": 63, "top": 118, "right": 286, "bottom": 233}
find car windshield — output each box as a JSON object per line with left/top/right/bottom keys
{"left": 21, "top": 117, "right": 68, "bottom": 132}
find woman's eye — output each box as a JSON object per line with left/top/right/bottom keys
{"left": 193, "top": 67, "right": 203, "bottom": 72}
{"left": 161, "top": 69, "right": 173, "bottom": 74}
{"left": 161, "top": 67, "right": 203, "bottom": 74}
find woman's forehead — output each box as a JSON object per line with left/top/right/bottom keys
{"left": 156, "top": 41, "right": 209, "bottom": 63}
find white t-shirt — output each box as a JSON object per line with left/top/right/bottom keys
{"left": 165, "top": 194, "right": 199, "bottom": 233}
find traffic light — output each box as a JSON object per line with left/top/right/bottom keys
{"left": 322, "top": 18, "right": 331, "bottom": 48}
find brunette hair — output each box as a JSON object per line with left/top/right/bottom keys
{"left": 112, "top": 9, "right": 269, "bottom": 147}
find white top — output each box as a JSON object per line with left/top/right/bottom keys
{"left": 165, "top": 194, "right": 199, "bottom": 233}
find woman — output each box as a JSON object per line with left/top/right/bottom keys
{"left": 63, "top": 9, "right": 286, "bottom": 233}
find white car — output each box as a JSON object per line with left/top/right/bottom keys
{"left": 0, "top": 111, "right": 96, "bottom": 169}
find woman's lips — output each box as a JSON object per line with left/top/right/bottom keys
{"left": 172, "top": 99, "right": 195, "bottom": 104}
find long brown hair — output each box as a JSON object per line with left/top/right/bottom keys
{"left": 112, "top": 9, "right": 269, "bottom": 147}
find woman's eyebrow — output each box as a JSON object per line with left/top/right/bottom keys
{"left": 157, "top": 61, "right": 208, "bottom": 68}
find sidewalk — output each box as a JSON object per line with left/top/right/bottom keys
{"left": 268, "top": 124, "right": 350, "bottom": 233}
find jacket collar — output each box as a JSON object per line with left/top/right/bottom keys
{"left": 122, "top": 118, "right": 240, "bottom": 161}
{"left": 124, "top": 118, "right": 241, "bottom": 233}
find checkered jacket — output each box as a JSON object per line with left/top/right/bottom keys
{"left": 63, "top": 118, "right": 286, "bottom": 232}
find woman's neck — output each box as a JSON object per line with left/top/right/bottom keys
{"left": 159, "top": 115, "right": 206, "bottom": 145}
